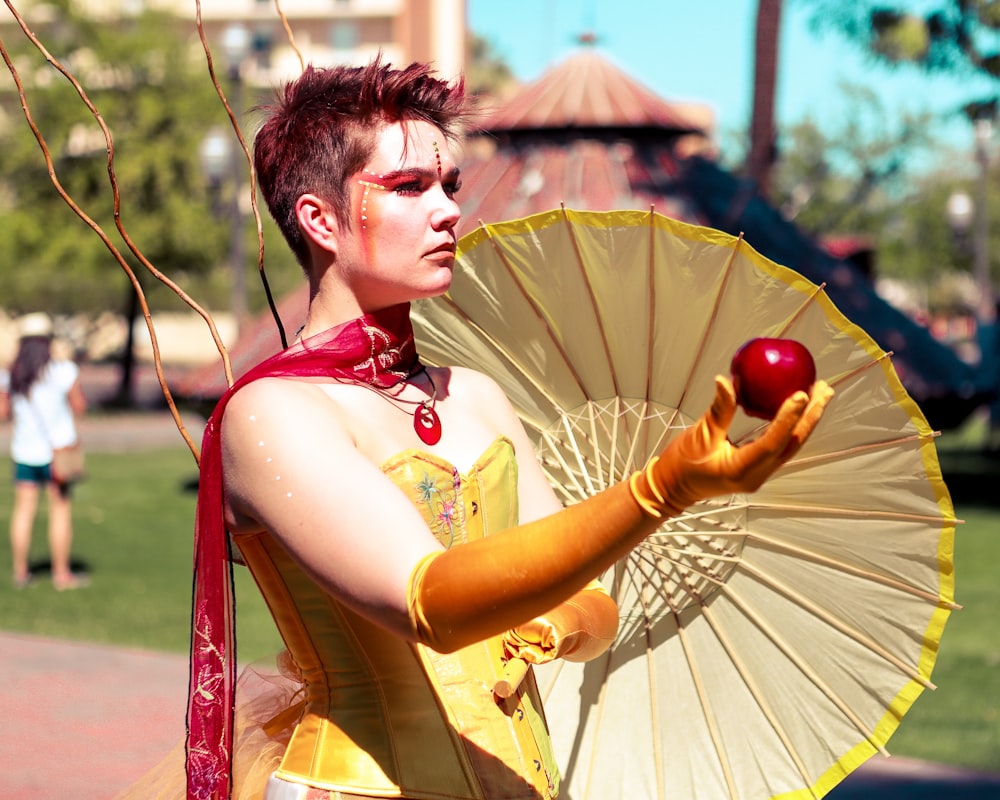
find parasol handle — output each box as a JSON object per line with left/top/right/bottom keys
{"left": 493, "top": 658, "right": 530, "bottom": 699}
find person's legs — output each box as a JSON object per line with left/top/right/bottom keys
{"left": 10, "top": 478, "right": 41, "bottom": 587}
{"left": 47, "top": 482, "right": 85, "bottom": 589}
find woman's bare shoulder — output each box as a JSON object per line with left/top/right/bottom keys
{"left": 221, "top": 377, "right": 351, "bottom": 443}
{"left": 441, "top": 365, "right": 507, "bottom": 399}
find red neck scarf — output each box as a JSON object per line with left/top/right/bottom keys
{"left": 185, "top": 303, "right": 417, "bottom": 799}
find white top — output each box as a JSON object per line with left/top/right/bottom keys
{"left": 0, "top": 360, "right": 80, "bottom": 466}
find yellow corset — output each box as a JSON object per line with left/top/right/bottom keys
{"left": 234, "top": 437, "right": 560, "bottom": 800}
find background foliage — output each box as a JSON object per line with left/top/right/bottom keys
{"left": 0, "top": 0, "right": 302, "bottom": 321}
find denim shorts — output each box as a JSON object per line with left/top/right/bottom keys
{"left": 13, "top": 461, "right": 52, "bottom": 484}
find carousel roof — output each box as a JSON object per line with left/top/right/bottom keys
{"left": 452, "top": 43, "right": 718, "bottom": 234}
{"left": 477, "top": 45, "right": 712, "bottom": 137}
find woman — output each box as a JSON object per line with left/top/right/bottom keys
{"left": 122, "top": 58, "right": 831, "bottom": 800}
{"left": 0, "top": 312, "right": 88, "bottom": 590}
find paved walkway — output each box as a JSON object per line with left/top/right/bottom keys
{"left": 5, "top": 628, "right": 1000, "bottom": 799}
{"left": 3, "top": 631, "right": 187, "bottom": 798}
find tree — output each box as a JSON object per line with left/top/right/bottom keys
{"left": 0, "top": 1, "right": 237, "bottom": 320}
{"left": 794, "top": 0, "right": 1000, "bottom": 317}
{"left": 0, "top": 1, "right": 305, "bottom": 405}
{"left": 771, "top": 82, "right": 939, "bottom": 239}
{"left": 465, "top": 33, "right": 518, "bottom": 99}
{"left": 747, "top": 0, "right": 784, "bottom": 198}
{"left": 800, "top": 0, "right": 1000, "bottom": 118}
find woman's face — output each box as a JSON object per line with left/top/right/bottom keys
{"left": 342, "top": 119, "right": 463, "bottom": 309}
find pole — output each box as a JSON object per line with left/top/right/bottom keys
{"left": 974, "top": 118, "right": 995, "bottom": 324}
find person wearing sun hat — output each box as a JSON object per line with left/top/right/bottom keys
{"left": 0, "top": 311, "right": 88, "bottom": 590}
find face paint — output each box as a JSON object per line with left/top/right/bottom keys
{"left": 358, "top": 170, "right": 388, "bottom": 232}
{"left": 345, "top": 121, "right": 460, "bottom": 299}
{"left": 249, "top": 417, "right": 292, "bottom": 498}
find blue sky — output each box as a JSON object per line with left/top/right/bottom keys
{"left": 467, "top": 0, "right": 997, "bottom": 169}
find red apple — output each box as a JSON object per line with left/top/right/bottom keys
{"left": 730, "top": 338, "right": 816, "bottom": 420}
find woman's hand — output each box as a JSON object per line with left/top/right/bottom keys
{"left": 637, "top": 375, "right": 834, "bottom": 515}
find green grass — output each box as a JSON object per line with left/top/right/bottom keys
{"left": 0, "top": 435, "right": 997, "bottom": 772}
{"left": 879, "top": 507, "right": 1000, "bottom": 770}
{"left": 0, "top": 446, "right": 283, "bottom": 663}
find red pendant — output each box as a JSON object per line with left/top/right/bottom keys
{"left": 414, "top": 402, "right": 442, "bottom": 445}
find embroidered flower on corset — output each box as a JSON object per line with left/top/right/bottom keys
{"left": 415, "top": 468, "right": 463, "bottom": 548}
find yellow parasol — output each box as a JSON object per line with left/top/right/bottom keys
{"left": 411, "top": 207, "right": 958, "bottom": 800}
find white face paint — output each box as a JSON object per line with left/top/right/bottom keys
{"left": 248, "top": 417, "right": 292, "bottom": 498}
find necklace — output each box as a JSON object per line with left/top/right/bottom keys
{"left": 410, "top": 366, "right": 443, "bottom": 446}
{"left": 302, "top": 303, "right": 444, "bottom": 445}
{"left": 360, "top": 362, "right": 443, "bottom": 446}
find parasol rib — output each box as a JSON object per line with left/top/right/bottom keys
{"left": 644, "top": 545, "right": 742, "bottom": 566}
{"left": 747, "top": 502, "right": 952, "bottom": 525}
{"left": 560, "top": 415, "right": 599, "bottom": 496}
{"left": 537, "top": 463, "right": 578, "bottom": 506}
{"left": 744, "top": 530, "right": 961, "bottom": 609}
{"left": 718, "top": 583, "right": 892, "bottom": 756}
{"left": 538, "top": 429, "right": 592, "bottom": 499}
{"left": 645, "top": 208, "right": 657, "bottom": 405}
{"left": 784, "top": 432, "right": 945, "bottom": 469}
{"left": 673, "top": 234, "right": 744, "bottom": 415}
{"left": 699, "top": 602, "right": 823, "bottom": 798}
{"left": 828, "top": 350, "right": 895, "bottom": 391}
{"left": 618, "top": 542, "right": 671, "bottom": 799}
{"left": 673, "top": 603, "right": 743, "bottom": 800}
{"left": 580, "top": 655, "right": 617, "bottom": 800}
{"left": 638, "top": 399, "right": 672, "bottom": 461}
{"left": 607, "top": 396, "right": 623, "bottom": 485}
{"left": 642, "top": 584, "right": 667, "bottom": 800}
{"left": 559, "top": 206, "right": 623, "bottom": 399}
{"left": 737, "top": 560, "right": 938, "bottom": 689}
{"left": 641, "top": 208, "right": 659, "bottom": 461}
{"left": 482, "top": 219, "right": 590, "bottom": 401}
{"left": 622, "top": 400, "right": 653, "bottom": 476}
{"left": 585, "top": 403, "right": 609, "bottom": 491}
{"left": 774, "top": 282, "right": 829, "bottom": 338}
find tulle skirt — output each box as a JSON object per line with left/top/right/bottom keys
{"left": 115, "top": 653, "right": 304, "bottom": 800}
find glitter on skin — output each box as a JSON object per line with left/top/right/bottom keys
{"left": 358, "top": 171, "right": 388, "bottom": 232}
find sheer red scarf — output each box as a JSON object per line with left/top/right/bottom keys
{"left": 185, "top": 302, "right": 418, "bottom": 799}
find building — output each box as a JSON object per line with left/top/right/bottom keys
{"left": 2, "top": 0, "right": 467, "bottom": 88}
{"left": 170, "top": 0, "right": 467, "bottom": 85}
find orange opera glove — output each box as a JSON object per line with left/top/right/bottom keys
{"left": 502, "top": 581, "right": 619, "bottom": 665}
{"left": 408, "top": 376, "right": 833, "bottom": 653}
{"left": 634, "top": 375, "right": 834, "bottom": 517}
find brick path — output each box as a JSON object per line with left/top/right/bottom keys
{"left": 5, "top": 627, "right": 1000, "bottom": 799}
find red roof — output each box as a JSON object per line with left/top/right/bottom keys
{"left": 478, "top": 47, "right": 711, "bottom": 134}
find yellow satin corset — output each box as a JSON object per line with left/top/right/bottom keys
{"left": 234, "top": 436, "right": 560, "bottom": 800}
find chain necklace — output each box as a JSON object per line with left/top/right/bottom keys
{"left": 359, "top": 361, "right": 442, "bottom": 446}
